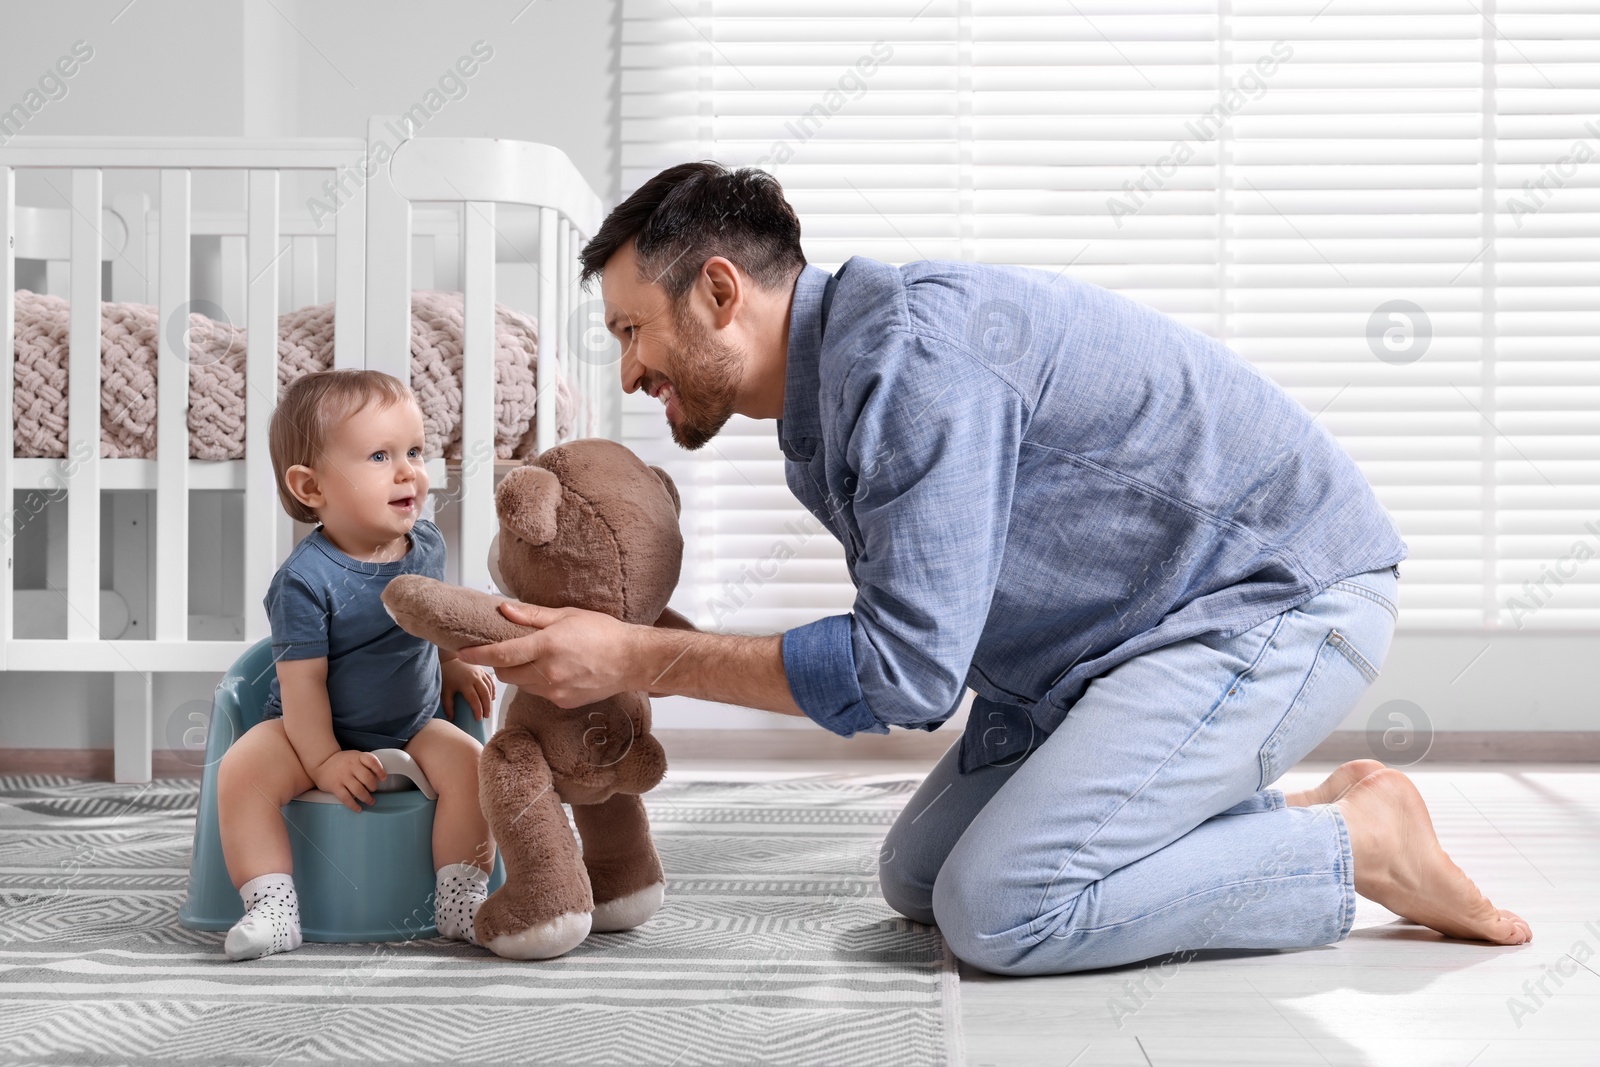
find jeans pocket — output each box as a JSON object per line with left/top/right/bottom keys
{"left": 1325, "top": 628, "right": 1381, "bottom": 684}
{"left": 1257, "top": 626, "right": 1380, "bottom": 790}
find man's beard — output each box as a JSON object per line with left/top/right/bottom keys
{"left": 658, "top": 303, "right": 741, "bottom": 451}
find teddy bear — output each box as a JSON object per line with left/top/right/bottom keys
{"left": 380, "top": 437, "right": 691, "bottom": 960}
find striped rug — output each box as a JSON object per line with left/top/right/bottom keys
{"left": 0, "top": 774, "right": 963, "bottom": 1067}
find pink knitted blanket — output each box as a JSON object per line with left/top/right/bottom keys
{"left": 11, "top": 289, "right": 575, "bottom": 461}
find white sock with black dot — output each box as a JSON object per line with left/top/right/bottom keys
{"left": 435, "top": 862, "right": 490, "bottom": 944}
{"left": 225, "top": 872, "right": 303, "bottom": 961}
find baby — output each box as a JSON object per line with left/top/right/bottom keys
{"left": 215, "top": 368, "right": 498, "bottom": 961}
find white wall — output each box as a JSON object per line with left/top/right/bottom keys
{"left": 0, "top": 0, "right": 621, "bottom": 752}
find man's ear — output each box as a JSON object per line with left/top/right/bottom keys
{"left": 284, "top": 464, "right": 324, "bottom": 510}
{"left": 650, "top": 465, "right": 681, "bottom": 517}
{"left": 496, "top": 465, "right": 562, "bottom": 545}
{"left": 701, "top": 255, "right": 742, "bottom": 327}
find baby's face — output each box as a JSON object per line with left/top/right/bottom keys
{"left": 316, "top": 400, "right": 430, "bottom": 546}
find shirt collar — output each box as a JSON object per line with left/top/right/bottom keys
{"left": 308, "top": 526, "right": 415, "bottom": 574}
{"left": 777, "top": 263, "right": 835, "bottom": 462}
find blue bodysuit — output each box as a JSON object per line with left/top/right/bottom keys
{"left": 262, "top": 519, "right": 447, "bottom": 750}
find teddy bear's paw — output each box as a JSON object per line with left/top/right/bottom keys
{"left": 589, "top": 881, "right": 665, "bottom": 933}
{"left": 483, "top": 909, "right": 592, "bottom": 960}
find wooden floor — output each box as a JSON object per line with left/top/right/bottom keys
{"left": 665, "top": 760, "right": 1600, "bottom": 1067}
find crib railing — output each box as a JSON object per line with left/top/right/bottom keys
{"left": 0, "top": 120, "right": 613, "bottom": 781}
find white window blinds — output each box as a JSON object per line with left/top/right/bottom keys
{"left": 620, "top": 0, "right": 1600, "bottom": 634}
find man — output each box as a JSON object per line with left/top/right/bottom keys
{"left": 458, "top": 162, "right": 1530, "bottom": 975}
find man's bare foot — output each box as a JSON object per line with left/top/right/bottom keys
{"left": 1336, "top": 768, "right": 1532, "bottom": 945}
{"left": 1284, "top": 759, "right": 1387, "bottom": 807}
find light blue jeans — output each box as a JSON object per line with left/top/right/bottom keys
{"left": 879, "top": 565, "right": 1400, "bottom": 976}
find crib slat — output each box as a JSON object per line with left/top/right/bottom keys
{"left": 566, "top": 219, "right": 587, "bottom": 438}
{"left": 565, "top": 219, "right": 585, "bottom": 439}
{"left": 1, "top": 167, "right": 14, "bottom": 666}
{"left": 244, "top": 171, "right": 279, "bottom": 643}
{"left": 155, "top": 170, "right": 191, "bottom": 643}
{"left": 460, "top": 203, "right": 496, "bottom": 595}
{"left": 581, "top": 221, "right": 595, "bottom": 438}
{"left": 536, "top": 206, "right": 557, "bottom": 454}
{"left": 144, "top": 215, "right": 159, "bottom": 308}
{"left": 556, "top": 219, "right": 571, "bottom": 441}
{"left": 578, "top": 223, "right": 597, "bottom": 439}
{"left": 66, "top": 170, "right": 101, "bottom": 642}
{"left": 333, "top": 175, "right": 365, "bottom": 369}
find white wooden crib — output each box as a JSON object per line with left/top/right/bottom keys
{"left": 0, "top": 117, "right": 618, "bottom": 783}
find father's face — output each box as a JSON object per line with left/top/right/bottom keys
{"left": 602, "top": 241, "right": 741, "bottom": 451}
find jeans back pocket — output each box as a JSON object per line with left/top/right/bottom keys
{"left": 1257, "top": 626, "right": 1382, "bottom": 789}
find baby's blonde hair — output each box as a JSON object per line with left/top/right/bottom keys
{"left": 269, "top": 369, "right": 416, "bottom": 524}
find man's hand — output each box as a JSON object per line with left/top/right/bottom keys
{"left": 311, "top": 750, "right": 387, "bottom": 813}
{"left": 456, "top": 601, "right": 806, "bottom": 719}
{"left": 455, "top": 602, "right": 643, "bottom": 709}
{"left": 441, "top": 655, "right": 496, "bottom": 720}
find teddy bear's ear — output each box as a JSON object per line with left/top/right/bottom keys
{"left": 496, "top": 465, "right": 562, "bottom": 545}
{"left": 650, "top": 464, "right": 681, "bottom": 517}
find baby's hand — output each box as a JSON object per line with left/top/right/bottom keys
{"left": 311, "top": 750, "right": 387, "bottom": 813}
{"left": 442, "top": 656, "right": 496, "bottom": 721}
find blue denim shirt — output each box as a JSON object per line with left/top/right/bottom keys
{"left": 777, "top": 257, "right": 1408, "bottom": 774}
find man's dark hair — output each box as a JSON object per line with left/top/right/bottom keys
{"left": 579, "top": 161, "right": 806, "bottom": 299}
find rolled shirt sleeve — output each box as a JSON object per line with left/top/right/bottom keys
{"left": 781, "top": 613, "right": 885, "bottom": 737}
{"left": 783, "top": 331, "right": 1026, "bottom": 735}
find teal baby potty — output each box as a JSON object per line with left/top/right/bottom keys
{"left": 178, "top": 637, "right": 507, "bottom": 942}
